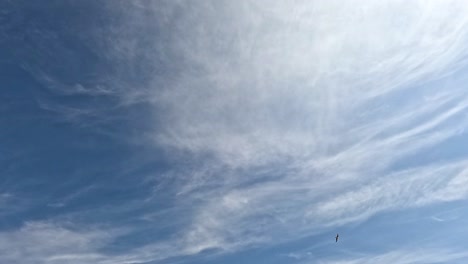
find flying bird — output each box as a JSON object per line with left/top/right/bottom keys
{"left": 335, "top": 233, "right": 339, "bottom": 242}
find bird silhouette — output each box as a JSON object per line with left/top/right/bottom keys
{"left": 335, "top": 233, "right": 339, "bottom": 242}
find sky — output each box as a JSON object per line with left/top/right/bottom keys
{"left": 2, "top": 1, "right": 468, "bottom": 263}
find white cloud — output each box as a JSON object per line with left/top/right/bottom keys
{"left": 0, "top": 221, "right": 195, "bottom": 264}
{"left": 0, "top": 221, "right": 112, "bottom": 264}
{"left": 311, "top": 161, "right": 468, "bottom": 226}
{"left": 149, "top": 0, "right": 468, "bottom": 168}
{"left": 122, "top": 0, "right": 468, "bottom": 255}
{"left": 320, "top": 248, "right": 468, "bottom": 264}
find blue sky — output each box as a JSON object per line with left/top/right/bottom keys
{"left": 2, "top": 1, "right": 468, "bottom": 263}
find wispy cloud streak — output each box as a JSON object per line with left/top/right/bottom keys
{"left": 319, "top": 248, "right": 468, "bottom": 264}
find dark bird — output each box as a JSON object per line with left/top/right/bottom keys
{"left": 335, "top": 233, "right": 339, "bottom": 242}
